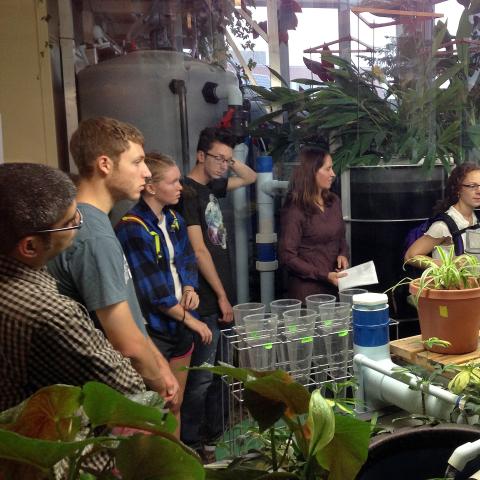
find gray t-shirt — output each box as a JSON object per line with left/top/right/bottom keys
{"left": 48, "top": 203, "right": 147, "bottom": 335}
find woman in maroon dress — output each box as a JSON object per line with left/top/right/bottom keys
{"left": 279, "top": 147, "right": 349, "bottom": 303}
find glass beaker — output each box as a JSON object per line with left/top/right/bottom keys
{"left": 270, "top": 299, "right": 302, "bottom": 368}
{"left": 243, "top": 312, "right": 278, "bottom": 371}
{"left": 283, "top": 308, "right": 316, "bottom": 385}
{"left": 317, "top": 302, "right": 351, "bottom": 381}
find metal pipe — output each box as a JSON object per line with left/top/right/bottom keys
{"left": 233, "top": 142, "right": 250, "bottom": 303}
{"left": 256, "top": 156, "right": 278, "bottom": 309}
{"left": 169, "top": 79, "right": 190, "bottom": 174}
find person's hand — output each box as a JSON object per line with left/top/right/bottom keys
{"left": 185, "top": 316, "right": 213, "bottom": 344}
{"left": 327, "top": 271, "right": 348, "bottom": 286}
{"left": 180, "top": 288, "right": 199, "bottom": 310}
{"left": 336, "top": 255, "right": 349, "bottom": 271}
{"left": 149, "top": 368, "right": 180, "bottom": 410}
{"left": 218, "top": 295, "right": 233, "bottom": 324}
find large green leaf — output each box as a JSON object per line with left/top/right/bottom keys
{"left": 267, "top": 67, "right": 290, "bottom": 87}
{"left": 115, "top": 435, "right": 204, "bottom": 480}
{"left": 243, "top": 389, "right": 285, "bottom": 432}
{"left": 82, "top": 382, "right": 176, "bottom": 434}
{"left": 1, "top": 385, "right": 82, "bottom": 442}
{"left": 0, "top": 429, "right": 109, "bottom": 472}
{"left": 194, "top": 365, "right": 310, "bottom": 425}
{"left": 316, "top": 415, "right": 371, "bottom": 480}
{"left": 205, "top": 468, "right": 275, "bottom": 479}
{"left": 466, "top": 124, "right": 480, "bottom": 148}
{"left": 307, "top": 390, "right": 335, "bottom": 457}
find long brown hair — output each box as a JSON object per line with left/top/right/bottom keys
{"left": 285, "top": 147, "right": 334, "bottom": 213}
{"left": 434, "top": 162, "right": 480, "bottom": 214}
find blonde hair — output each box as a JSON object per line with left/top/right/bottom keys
{"left": 145, "top": 152, "right": 177, "bottom": 182}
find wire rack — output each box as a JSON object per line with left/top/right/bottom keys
{"left": 218, "top": 318, "right": 399, "bottom": 455}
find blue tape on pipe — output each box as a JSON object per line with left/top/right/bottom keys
{"left": 353, "top": 320, "right": 390, "bottom": 347}
{"left": 352, "top": 306, "right": 389, "bottom": 326}
{"left": 257, "top": 156, "right": 273, "bottom": 173}
{"left": 257, "top": 243, "right": 276, "bottom": 262}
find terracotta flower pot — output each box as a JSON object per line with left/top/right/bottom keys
{"left": 409, "top": 280, "right": 480, "bottom": 354}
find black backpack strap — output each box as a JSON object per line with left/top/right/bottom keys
{"left": 435, "top": 212, "right": 479, "bottom": 255}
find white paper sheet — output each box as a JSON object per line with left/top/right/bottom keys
{"left": 338, "top": 260, "right": 379, "bottom": 291}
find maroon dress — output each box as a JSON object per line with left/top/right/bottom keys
{"left": 278, "top": 194, "right": 348, "bottom": 303}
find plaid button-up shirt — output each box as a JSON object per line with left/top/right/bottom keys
{"left": 0, "top": 255, "right": 145, "bottom": 410}
{"left": 115, "top": 198, "right": 198, "bottom": 335}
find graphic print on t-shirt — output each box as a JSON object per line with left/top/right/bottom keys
{"left": 205, "top": 193, "right": 227, "bottom": 249}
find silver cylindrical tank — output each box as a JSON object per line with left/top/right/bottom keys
{"left": 77, "top": 50, "right": 239, "bottom": 172}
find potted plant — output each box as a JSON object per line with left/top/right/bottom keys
{"left": 403, "top": 246, "right": 480, "bottom": 354}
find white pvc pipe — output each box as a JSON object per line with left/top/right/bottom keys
{"left": 449, "top": 439, "right": 480, "bottom": 472}
{"left": 233, "top": 142, "right": 250, "bottom": 304}
{"left": 256, "top": 167, "right": 276, "bottom": 309}
{"left": 354, "top": 353, "right": 464, "bottom": 420}
{"left": 262, "top": 179, "right": 289, "bottom": 195}
{"left": 215, "top": 82, "right": 243, "bottom": 106}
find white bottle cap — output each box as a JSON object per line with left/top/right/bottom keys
{"left": 352, "top": 292, "right": 388, "bottom": 306}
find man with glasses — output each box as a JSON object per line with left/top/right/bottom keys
{"left": 49, "top": 117, "right": 179, "bottom": 408}
{"left": 178, "top": 126, "right": 256, "bottom": 461}
{"left": 0, "top": 163, "right": 145, "bottom": 410}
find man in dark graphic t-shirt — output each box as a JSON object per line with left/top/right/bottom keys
{"left": 178, "top": 127, "right": 256, "bottom": 461}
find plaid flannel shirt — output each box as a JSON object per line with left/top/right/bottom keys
{"left": 0, "top": 255, "right": 145, "bottom": 411}
{"left": 115, "top": 198, "right": 198, "bottom": 335}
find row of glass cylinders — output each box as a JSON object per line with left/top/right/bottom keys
{"left": 229, "top": 288, "right": 369, "bottom": 386}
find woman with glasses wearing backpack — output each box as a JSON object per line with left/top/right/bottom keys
{"left": 405, "top": 162, "right": 480, "bottom": 265}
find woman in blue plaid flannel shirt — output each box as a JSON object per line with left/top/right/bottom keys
{"left": 116, "top": 152, "right": 212, "bottom": 435}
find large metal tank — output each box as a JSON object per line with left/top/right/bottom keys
{"left": 77, "top": 50, "right": 239, "bottom": 171}
{"left": 349, "top": 163, "right": 446, "bottom": 325}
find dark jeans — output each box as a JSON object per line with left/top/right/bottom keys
{"left": 180, "top": 313, "right": 231, "bottom": 449}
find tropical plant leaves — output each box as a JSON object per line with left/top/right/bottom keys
{"left": 307, "top": 390, "right": 335, "bottom": 457}
{"left": 316, "top": 414, "right": 371, "bottom": 480}
{"left": 0, "top": 385, "right": 82, "bottom": 442}
{"left": 82, "top": 382, "right": 176, "bottom": 434}
{"left": 0, "top": 429, "right": 110, "bottom": 476}
{"left": 115, "top": 435, "right": 204, "bottom": 480}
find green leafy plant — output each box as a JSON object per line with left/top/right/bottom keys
{"left": 198, "top": 364, "right": 372, "bottom": 480}
{"left": 248, "top": 0, "right": 480, "bottom": 172}
{"left": 409, "top": 246, "right": 480, "bottom": 297}
{"left": 0, "top": 382, "right": 203, "bottom": 480}
{"left": 386, "top": 246, "right": 480, "bottom": 305}
{"left": 0, "top": 368, "right": 372, "bottom": 480}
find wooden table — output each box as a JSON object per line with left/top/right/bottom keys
{"left": 390, "top": 335, "right": 480, "bottom": 374}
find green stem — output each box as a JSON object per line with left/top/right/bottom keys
{"left": 303, "top": 452, "right": 317, "bottom": 480}
{"left": 270, "top": 427, "right": 278, "bottom": 471}
{"left": 278, "top": 431, "right": 294, "bottom": 469}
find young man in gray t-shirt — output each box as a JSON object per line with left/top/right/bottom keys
{"left": 49, "top": 117, "right": 180, "bottom": 416}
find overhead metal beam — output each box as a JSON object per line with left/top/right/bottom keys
{"left": 254, "top": 0, "right": 339, "bottom": 7}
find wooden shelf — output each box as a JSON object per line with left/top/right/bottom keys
{"left": 390, "top": 335, "right": 480, "bottom": 376}
{"left": 351, "top": 6, "right": 443, "bottom": 29}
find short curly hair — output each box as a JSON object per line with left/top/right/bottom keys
{"left": 434, "top": 162, "right": 480, "bottom": 214}
{"left": 70, "top": 117, "right": 144, "bottom": 177}
{"left": 0, "top": 163, "right": 76, "bottom": 254}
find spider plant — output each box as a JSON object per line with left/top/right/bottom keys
{"left": 412, "top": 246, "right": 480, "bottom": 293}
{"left": 385, "top": 246, "right": 480, "bottom": 304}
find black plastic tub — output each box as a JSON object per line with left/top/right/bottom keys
{"left": 356, "top": 425, "right": 480, "bottom": 480}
